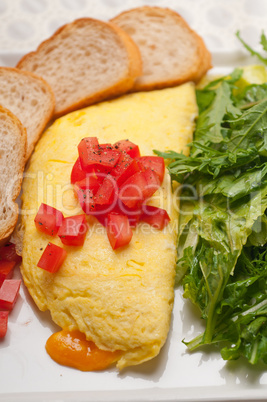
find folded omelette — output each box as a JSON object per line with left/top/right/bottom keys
{"left": 21, "top": 84, "right": 197, "bottom": 370}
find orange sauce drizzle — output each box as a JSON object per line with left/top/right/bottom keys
{"left": 46, "top": 329, "right": 121, "bottom": 371}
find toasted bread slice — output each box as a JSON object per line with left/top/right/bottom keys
{"left": 17, "top": 18, "right": 142, "bottom": 117}
{"left": 111, "top": 6, "right": 212, "bottom": 91}
{"left": 0, "top": 105, "right": 26, "bottom": 245}
{"left": 0, "top": 67, "right": 55, "bottom": 160}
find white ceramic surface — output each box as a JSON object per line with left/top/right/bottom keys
{"left": 0, "top": 1, "right": 267, "bottom": 401}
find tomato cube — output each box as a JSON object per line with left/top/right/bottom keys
{"left": 99, "top": 143, "right": 113, "bottom": 150}
{"left": 94, "top": 175, "right": 118, "bottom": 206}
{"left": 0, "top": 279, "right": 21, "bottom": 310}
{"left": 137, "top": 156, "right": 165, "bottom": 184}
{"left": 119, "top": 171, "right": 147, "bottom": 208}
{"left": 34, "top": 203, "right": 64, "bottom": 236}
{"left": 76, "top": 188, "right": 96, "bottom": 214}
{"left": 78, "top": 137, "right": 99, "bottom": 154}
{"left": 110, "top": 152, "right": 141, "bottom": 187}
{"left": 71, "top": 158, "right": 86, "bottom": 184}
{"left": 116, "top": 203, "right": 143, "bottom": 227}
{"left": 107, "top": 213, "right": 133, "bottom": 250}
{"left": 95, "top": 213, "right": 109, "bottom": 227}
{"left": 0, "top": 311, "right": 8, "bottom": 338}
{"left": 143, "top": 168, "right": 161, "bottom": 200}
{"left": 0, "top": 243, "right": 21, "bottom": 264}
{"left": 37, "top": 243, "right": 67, "bottom": 273}
{"left": 58, "top": 215, "right": 88, "bottom": 246}
{"left": 75, "top": 170, "right": 101, "bottom": 194}
{"left": 114, "top": 139, "right": 140, "bottom": 159}
{"left": 141, "top": 206, "right": 170, "bottom": 229}
{"left": 78, "top": 137, "right": 121, "bottom": 173}
{"left": 0, "top": 260, "right": 16, "bottom": 286}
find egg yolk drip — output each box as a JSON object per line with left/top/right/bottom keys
{"left": 46, "top": 329, "right": 121, "bottom": 371}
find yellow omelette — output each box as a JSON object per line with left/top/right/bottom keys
{"left": 21, "top": 84, "right": 197, "bottom": 370}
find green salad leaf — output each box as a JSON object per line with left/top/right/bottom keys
{"left": 156, "top": 59, "right": 267, "bottom": 364}
{"left": 236, "top": 31, "right": 267, "bottom": 66}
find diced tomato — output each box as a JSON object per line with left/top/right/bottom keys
{"left": 34, "top": 203, "right": 64, "bottom": 236}
{"left": 114, "top": 139, "right": 140, "bottom": 159}
{"left": 99, "top": 143, "right": 113, "bottom": 150}
{"left": 115, "top": 202, "right": 143, "bottom": 227}
{"left": 95, "top": 213, "right": 108, "bottom": 227}
{"left": 141, "top": 206, "right": 170, "bottom": 229}
{"left": 137, "top": 156, "right": 165, "bottom": 184}
{"left": 71, "top": 158, "right": 86, "bottom": 184}
{"left": 119, "top": 169, "right": 160, "bottom": 209}
{"left": 0, "top": 279, "right": 21, "bottom": 311}
{"left": 37, "top": 243, "right": 67, "bottom": 273}
{"left": 75, "top": 170, "right": 101, "bottom": 194}
{"left": 0, "top": 311, "right": 8, "bottom": 338}
{"left": 78, "top": 138, "right": 121, "bottom": 173}
{"left": 76, "top": 188, "right": 96, "bottom": 214}
{"left": 78, "top": 137, "right": 99, "bottom": 155}
{"left": 0, "top": 260, "right": 16, "bottom": 286}
{"left": 143, "top": 168, "right": 161, "bottom": 199}
{"left": 0, "top": 243, "right": 21, "bottom": 264}
{"left": 58, "top": 215, "right": 88, "bottom": 246}
{"left": 119, "top": 171, "right": 147, "bottom": 208}
{"left": 94, "top": 175, "right": 118, "bottom": 206}
{"left": 110, "top": 152, "right": 141, "bottom": 187}
{"left": 107, "top": 213, "right": 133, "bottom": 250}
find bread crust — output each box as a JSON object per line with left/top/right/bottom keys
{"left": 0, "top": 67, "right": 55, "bottom": 160}
{"left": 17, "top": 18, "right": 142, "bottom": 118}
{"left": 0, "top": 105, "right": 26, "bottom": 244}
{"left": 111, "top": 6, "right": 212, "bottom": 91}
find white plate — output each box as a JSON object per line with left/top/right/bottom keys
{"left": 1, "top": 1, "right": 267, "bottom": 401}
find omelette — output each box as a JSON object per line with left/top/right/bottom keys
{"left": 21, "top": 84, "right": 197, "bottom": 370}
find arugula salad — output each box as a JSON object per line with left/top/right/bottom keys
{"left": 157, "top": 33, "right": 267, "bottom": 365}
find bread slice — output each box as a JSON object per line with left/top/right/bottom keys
{"left": 0, "top": 105, "right": 27, "bottom": 245}
{"left": 111, "top": 6, "right": 212, "bottom": 91}
{"left": 0, "top": 67, "right": 55, "bottom": 160}
{"left": 16, "top": 18, "right": 142, "bottom": 117}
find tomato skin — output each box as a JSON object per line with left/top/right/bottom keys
{"left": 114, "top": 139, "right": 140, "bottom": 159}
{"left": 94, "top": 175, "right": 118, "bottom": 206}
{"left": 119, "top": 169, "right": 160, "bottom": 209}
{"left": 0, "top": 279, "right": 21, "bottom": 310}
{"left": 119, "top": 171, "right": 147, "bottom": 208}
{"left": 141, "top": 206, "right": 170, "bottom": 229}
{"left": 143, "top": 168, "right": 161, "bottom": 199}
{"left": 34, "top": 203, "right": 64, "bottom": 236}
{"left": 37, "top": 243, "right": 67, "bottom": 273}
{"left": 99, "top": 143, "right": 113, "bottom": 150}
{"left": 75, "top": 170, "right": 101, "bottom": 194}
{"left": 0, "top": 311, "right": 8, "bottom": 338}
{"left": 110, "top": 152, "right": 141, "bottom": 187}
{"left": 78, "top": 137, "right": 99, "bottom": 155}
{"left": 76, "top": 188, "right": 96, "bottom": 215}
{"left": 78, "top": 137, "right": 121, "bottom": 173}
{"left": 137, "top": 156, "right": 165, "bottom": 184}
{"left": 107, "top": 213, "right": 133, "bottom": 250}
{"left": 115, "top": 202, "right": 143, "bottom": 227}
{"left": 0, "top": 260, "right": 16, "bottom": 286}
{"left": 71, "top": 158, "right": 86, "bottom": 184}
{"left": 58, "top": 215, "right": 88, "bottom": 246}
{"left": 0, "top": 243, "right": 21, "bottom": 264}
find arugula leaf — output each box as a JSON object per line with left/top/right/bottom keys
{"left": 261, "top": 32, "right": 267, "bottom": 52}
{"left": 157, "top": 60, "right": 267, "bottom": 365}
{"left": 236, "top": 30, "right": 267, "bottom": 65}
{"left": 194, "top": 79, "right": 241, "bottom": 145}
{"left": 227, "top": 98, "right": 267, "bottom": 152}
